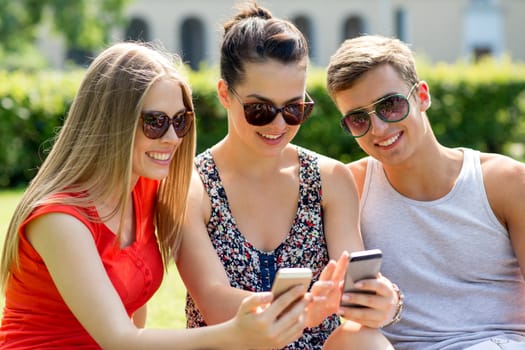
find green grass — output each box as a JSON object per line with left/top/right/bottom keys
{"left": 0, "top": 188, "right": 187, "bottom": 329}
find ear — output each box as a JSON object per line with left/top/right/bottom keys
{"left": 416, "top": 81, "right": 432, "bottom": 111}
{"left": 217, "top": 79, "right": 231, "bottom": 109}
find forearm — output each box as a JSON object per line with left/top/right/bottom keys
{"left": 196, "top": 285, "right": 254, "bottom": 325}
{"left": 132, "top": 304, "right": 147, "bottom": 328}
{"left": 90, "top": 321, "right": 241, "bottom": 350}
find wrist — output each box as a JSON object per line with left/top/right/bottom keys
{"left": 382, "top": 283, "right": 404, "bottom": 328}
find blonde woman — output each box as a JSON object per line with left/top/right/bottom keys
{"left": 0, "top": 41, "right": 309, "bottom": 349}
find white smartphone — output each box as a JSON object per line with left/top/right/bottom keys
{"left": 341, "top": 249, "right": 383, "bottom": 307}
{"left": 271, "top": 267, "right": 313, "bottom": 298}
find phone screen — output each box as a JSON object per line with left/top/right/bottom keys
{"left": 341, "top": 249, "right": 382, "bottom": 307}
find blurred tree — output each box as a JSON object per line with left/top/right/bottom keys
{"left": 0, "top": 0, "right": 130, "bottom": 63}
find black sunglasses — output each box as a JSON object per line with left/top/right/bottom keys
{"left": 141, "top": 109, "right": 194, "bottom": 139}
{"left": 341, "top": 82, "right": 419, "bottom": 138}
{"left": 230, "top": 88, "right": 315, "bottom": 126}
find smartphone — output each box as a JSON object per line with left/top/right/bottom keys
{"left": 271, "top": 267, "right": 313, "bottom": 298}
{"left": 341, "top": 249, "right": 383, "bottom": 307}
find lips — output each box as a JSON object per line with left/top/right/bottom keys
{"left": 258, "top": 132, "right": 284, "bottom": 140}
{"left": 147, "top": 151, "right": 171, "bottom": 161}
{"left": 377, "top": 132, "right": 401, "bottom": 147}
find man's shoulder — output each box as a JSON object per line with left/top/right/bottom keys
{"left": 479, "top": 152, "right": 525, "bottom": 177}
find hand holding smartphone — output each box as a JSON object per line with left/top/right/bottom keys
{"left": 271, "top": 268, "right": 312, "bottom": 298}
{"left": 341, "top": 249, "right": 382, "bottom": 307}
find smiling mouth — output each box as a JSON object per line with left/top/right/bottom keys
{"left": 377, "top": 132, "right": 401, "bottom": 147}
{"left": 258, "top": 132, "right": 283, "bottom": 140}
{"left": 147, "top": 152, "right": 171, "bottom": 161}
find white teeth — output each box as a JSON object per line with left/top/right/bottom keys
{"left": 378, "top": 133, "right": 400, "bottom": 146}
{"left": 260, "top": 133, "right": 281, "bottom": 140}
{"left": 148, "top": 152, "right": 170, "bottom": 161}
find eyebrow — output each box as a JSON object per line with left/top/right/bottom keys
{"left": 142, "top": 107, "right": 188, "bottom": 116}
{"left": 244, "top": 93, "right": 305, "bottom": 105}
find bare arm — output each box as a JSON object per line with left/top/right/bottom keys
{"left": 176, "top": 169, "right": 252, "bottom": 324}
{"left": 323, "top": 157, "right": 398, "bottom": 328}
{"left": 132, "top": 304, "right": 147, "bottom": 328}
{"left": 482, "top": 153, "right": 525, "bottom": 279}
{"left": 319, "top": 157, "right": 365, "bottom": 258}
{"left": 26, "top": 212, "right": 308, "bottom": 349}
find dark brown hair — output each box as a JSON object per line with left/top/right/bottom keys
{"left": 220, "top": 1, "right": 309, "bottom": 88}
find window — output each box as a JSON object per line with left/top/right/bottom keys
{"left": 125, "top": 17, "right": 150, "bottom": 42}
{"left": 463, "top": 0, "right": 502, "bottom": 60}
{"left": 343, "top": 16, "right": 364, "bottom": 41}
{"left": 394, "top": 8, "right": 407, "bottom": 42}
{"left": 292, "top": 15, "right": 315, "bottom": 61}
{"left": 180, "top": 17, "right": 205, "bottom": 70}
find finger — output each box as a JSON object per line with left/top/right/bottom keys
{"left": 332, "top": 251, "right": 350, "bottom": 282}
{"left": 267, "top": 285, "right": 307, "bottom": 318}
{"left": 340, "top": 290, "right": 378, "bottom": 309}
{"left": 318, "top": 260, "right": 336, "bottom": 281}
{"left": 353, "top": 278, "right": 380, "bottom": 294}
{"left": 239, "top": 292, "right": 273, "bottom": 314}
{"left": 274, "top": 314, "right": 306, "bottom": 348}
{"left": 341, "top": 306, "right": 388, "bottom": 328}
{"left": 273, "top": 296, "right": 308, "bottom": 331}
{"left": 310, "top": 280, "right": 334, "bottom": 297}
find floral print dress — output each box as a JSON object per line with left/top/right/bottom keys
{"left": 185, "top": 147, "right": 340, "bottom": 349}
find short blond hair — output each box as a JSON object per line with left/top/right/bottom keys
{"left": 326, "top": 35, "right": 419, "bottom": 98}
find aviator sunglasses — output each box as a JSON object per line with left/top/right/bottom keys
{"left": 230, "top": 87, "right": 315, "bottom": 126}
{"left": 341, "top": 82, "right": 419, "bottom": 138}
{"left": 141, "top": 109, "right": 194, "bottom": 139}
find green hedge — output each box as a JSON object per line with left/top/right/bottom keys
{"left": 1, "top": 58, "right": 525, "bottom": 188}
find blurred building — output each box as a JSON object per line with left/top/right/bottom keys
{"left": 40, "top": 0, "right": 525, "bottom": 69}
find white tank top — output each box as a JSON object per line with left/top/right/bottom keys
{"left": 361, "top": 148, "right": 525, "bottom": 350}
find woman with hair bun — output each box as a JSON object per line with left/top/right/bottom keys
{"left": 178, "top": 2, "right": 398, "bottom": 349}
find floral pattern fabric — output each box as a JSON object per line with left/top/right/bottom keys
{"left": 185, "top": 147, "right": 340, "bottom": 350}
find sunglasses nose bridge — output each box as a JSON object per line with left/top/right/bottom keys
{"left": 270, "top": 106, "right": 288, "bottom": 126}
{"left": 367, "top": 110, "right": 391, "bottom": 136}
{"left": 160, "top": 118, "right": 181, "bottom": 140}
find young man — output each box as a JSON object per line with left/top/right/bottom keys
{"left": 324, "top": 35, "right": 525, "bottom": 350}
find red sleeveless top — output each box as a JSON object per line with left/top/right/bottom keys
{"left": 0, "top": 177, "right": 163, "bottom": 349}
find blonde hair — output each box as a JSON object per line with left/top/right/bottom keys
{"left": 0, "top": 42, "right": 196, "bottom": 290}
{"left": 326, "top": 35, "right": 419, "bottom": 98}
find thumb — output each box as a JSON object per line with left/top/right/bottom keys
{"left": 239, "top": 292, "right": 273, "bottom": 314}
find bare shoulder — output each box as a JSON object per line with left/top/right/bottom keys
{"left": 186, "top": 166, "right": 211, "bottom": 220}
{"left": 314, "top": 152, "right": 359, "bottom": 201}
{"left": 316, "top": 152, "right": 354, "bottom": 180}
{"left": 480, "top": 152, "right": 525, "bottom": 224}
{"left": 25, "top": 211, "right": 95, "bottom": 254}
{"left": 346, "top": 157, "right": 369, "bottom": 196}
{"left": 315, "top": 153, "right": 360, "bottom": 190}
{"left": 481, "top": 152, "right": 525, "bottom": 185}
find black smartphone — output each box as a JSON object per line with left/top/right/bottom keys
{"left": 271, "top": 268, "right": 313, "bottom": 298}
{"left": 341, "top": 249, "right": 383, "bottom": 307}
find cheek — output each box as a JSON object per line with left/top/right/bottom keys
{"left": 229, "top": 110, "right": 251, "bottom": 133}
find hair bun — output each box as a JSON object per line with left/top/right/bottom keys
{"left": 224, "top": 2, "right": 273, "bottom": 33}
{"left": 243, "top": 4, "right": 272, "bottom": 20}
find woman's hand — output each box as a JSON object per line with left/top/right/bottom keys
{"left": 232, "top": 285, "right": 309, "bottom": 349}
{"left": 305, "top": 251, "right": 349, "bottom": 328}
{"left": 338, "top": 274, "right": 401, "bottom": 328}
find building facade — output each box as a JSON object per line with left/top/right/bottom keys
{"left": 40, "top": 0, "right": 525, "bottom": 69}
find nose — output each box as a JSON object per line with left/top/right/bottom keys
{"left": 368, "top": 111, "right": 389, "bottom": 135}
{"left": 273, "top": 110, "right": 288, "bottom": 127}
{"left": 161, "top": 122, "right": 182, "bottom": 144}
